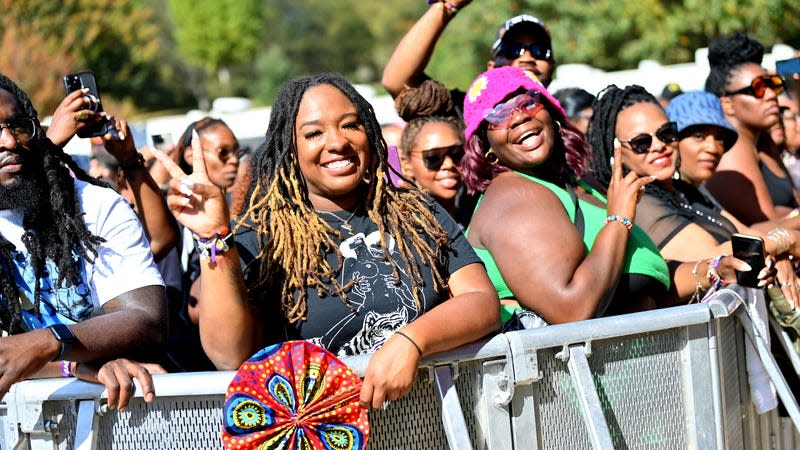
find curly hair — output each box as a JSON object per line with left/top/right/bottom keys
{"left": 0, "top": 73, "right": 105, "bottom": 333}
{"left": 705, "top": 33, "right": 765, "bottom": 96}
{"left": 585, "top": 84, "right": 694, "bottom": 221}
{"left": 238, "top": 73, "right": 453, "bottom": 324}
{"left": 460, "top": 91, "right": 591, "bottom": 195}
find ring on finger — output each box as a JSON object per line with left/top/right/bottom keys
{"left": 781, "top": 280, "right": 792, "bottom": 287}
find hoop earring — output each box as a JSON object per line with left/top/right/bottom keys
{"left": 363, "top": 172, "right": 372, "bottom": 184}
{"left": 555, "top": 120, "right": 563, "bottom": 134}
{"left": 485, "top": 149, "right": 499, "bottom": 165}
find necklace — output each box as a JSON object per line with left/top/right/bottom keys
{"left": 317, "top": 207, "right": 359, "bottom": 233}
{"left": 675, "top": 191, "right": 726, "bottom": 229}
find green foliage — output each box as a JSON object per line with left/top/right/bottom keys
{"left": 4, "top": 0, "right": 800, "bottom": 114}
{"left": 1, "top": 0, "right": 192, "bottom": 115}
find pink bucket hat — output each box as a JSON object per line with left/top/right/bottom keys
{"left": 463, "top": 66, "right": 565, "bottom": 141}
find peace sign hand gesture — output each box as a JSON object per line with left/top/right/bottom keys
{"left": 150, "top": 130, "right": 231, "bottom": 237}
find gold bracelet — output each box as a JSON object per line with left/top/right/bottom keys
{"left": 767, "top": 227, "right": 791, "bottom": 255}
{"left": 690, "top": 260, "right": 704, "bottom": 303}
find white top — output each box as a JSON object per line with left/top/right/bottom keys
{"left": 0, "top": 179, "right": 163, "bottom": 328}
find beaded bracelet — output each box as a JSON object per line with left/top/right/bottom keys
{"left": 605, "top": 215, "right": 633, "bottom": 231}
{"left": 706, "top": 254, "right": 727, "bottom": 290}
{"left": 192, "top": 226, "right": 234, "bottom": 265}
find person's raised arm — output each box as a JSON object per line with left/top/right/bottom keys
{"left": 381, "top": 0, "right": 471, "bottom": 98}
{"left": 151, "top": 132, "right": 260, "bottom": 369}
{"left": 104, "top": 119, "right": 179, "bottom": 261}
{"left": 45, "top": 88, "right": 105, "bottom": 147}
{"left": 475, "top": 147, "right": 653, "bottom": 324}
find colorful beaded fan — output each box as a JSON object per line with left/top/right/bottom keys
{"left": 221, "top": 341, "right": 370, "bottom": 450}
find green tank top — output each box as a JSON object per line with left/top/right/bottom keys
{"left": 468, "top": 172, "right": 670, "bottom": 322}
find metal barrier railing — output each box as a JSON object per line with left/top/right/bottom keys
{"left": 1, "top": 285, "right": 798, "bottom": 450}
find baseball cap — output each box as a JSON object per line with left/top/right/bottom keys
{"left": 665, "top": 91, "right": 738, "bottom": 151}
{"left": 463, "top": 66, "right": 565, "bottom": 141}
{"left": 660, "top": 82, "right": 683, "bottom": 101}
{"left": 489, "top": 14, "right": 552, "bottom": 60}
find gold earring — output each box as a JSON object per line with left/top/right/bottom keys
{"left": 485, "top": 149, "right": 499, "bottom": 165}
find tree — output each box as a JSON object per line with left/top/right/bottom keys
{"left": 168, "top": 0, "right": 264, "bottom": 103}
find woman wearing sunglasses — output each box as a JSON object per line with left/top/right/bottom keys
{"left": 461, "top": 67, "right": 676, "bottom": 328}
{"left": 587, "top": 85, "right": 793, "bottom": 303}
{"left": 704, "top": 33, "right": 800, "bottom": 227}
{"left": 394, "top": 80, "right": 470, "bottom": 226}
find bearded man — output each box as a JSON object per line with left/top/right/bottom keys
{"left": 0, "top": 74, "right": 166, "bottom": 410}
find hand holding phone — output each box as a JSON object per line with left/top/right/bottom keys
{"left": 731, "top": 234, "right": 766, "bottom": 288}
{"left": 62, "top": 71, "right": 119, "bottom": 139}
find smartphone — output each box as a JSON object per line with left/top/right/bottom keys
{"left": 151, "top": 133, "right": 173, "bottom": 151}
{"left": 776, "top": 57, "right": 800, "bottom": 78}
{"left": 731, "top": 234, "right": 766, "bottom": 288}
{"left": 63, "top": 71, "right": 109, "bottom": 138}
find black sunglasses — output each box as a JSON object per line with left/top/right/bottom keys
{"left": 724, "top": 74, "right": 784, "bottom": 99}
{"left": 616, "top": 122, "right": 679, "bottom": 154}
{"left": 496, "top": 41, "right": 552, "bottom": 61}
{"left": 412, "top": 144, "right": 464, "bottom": 170}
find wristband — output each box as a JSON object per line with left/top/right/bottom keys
{"left": 427, "top": 0, "right": 458, "bottom": 16}
{"left": 192, "top": 226, "right": 234, "bottom": 264}
{"left": 605, "top": 215, "right": 633, "bottom": 231}
{"left": 61, "top": 360, "right": 74, "bottom": 378}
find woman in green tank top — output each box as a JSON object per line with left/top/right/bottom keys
{"left": 459, "top": 67, "right": 757, "bottom": 327}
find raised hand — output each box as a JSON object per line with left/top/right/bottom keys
{"left": 150, "top": 130, "right": 230, "bottom": 237}
{"left": 46, "top": 88, "right": 105, "bottom": 147}
{"left": 605, "top": 145, "right": 655, "bottom": 223}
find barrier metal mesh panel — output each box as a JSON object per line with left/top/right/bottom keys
{"left": 97, "top": 396, "right": 226, "bottom": 449}
{"left": 365, "top": 362, "right": 482, "bottom": 450}
{"left": 36, "top": 362, "right": 483, "bottom": 450}
{"left": 532, "top": 329, "right": 688, "bottom": 449}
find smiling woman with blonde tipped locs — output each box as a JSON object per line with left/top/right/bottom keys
{"left": 152, "top": 72, "right": 500, "bottom": 410}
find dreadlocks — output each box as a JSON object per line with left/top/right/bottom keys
{"left": 395, "top": 79, "right": 465, "bottom": 159}
{"left": 238, "top": 73, "right": 453, "bottom": 324}
{"left": 705, "top": 33, "right": 765, "bottom": 97}
{"left": 0, "top": 74, "right": 105, "bottom": 333}
{"left": 586, "top": 84, "right": 694, "bottom": 222}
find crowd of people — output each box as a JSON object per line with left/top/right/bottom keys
{"left": 1, "top": 0, "right": 799, "bottom": 426}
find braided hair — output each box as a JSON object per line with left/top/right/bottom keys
{"left": 0, "top": 74, "right": 105, "bottom": 333}
{"left": 705, "top": 33, "right": 765, "bottom": 97}
{"left": 238, "top": 73, "right": 453, "bottom": 324}
{"left": 395, "top": 79, "right": 464, "bottom": 159}
{"left": 585, "top": 84, "right": 694, "bottom": 221}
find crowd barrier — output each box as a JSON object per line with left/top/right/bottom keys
{"left": 1, "top": 285, "right": 799, "bottom": 449}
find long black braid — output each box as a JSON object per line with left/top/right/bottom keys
{"left": 585, "top": 84, "right": 694, "bottom": 221}
{"left": 0, "top": 74, "right": 105, "bottom": 333}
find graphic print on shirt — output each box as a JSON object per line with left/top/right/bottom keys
{"left": 3, "top": 250, "right": 92, "bottom": 330}
{"left": 330, "top": 230, "right": 424, "bottom": 357}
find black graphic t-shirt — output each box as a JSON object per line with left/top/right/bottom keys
{"left": 237, "top": 201, "right": 480, "bottom": 357}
